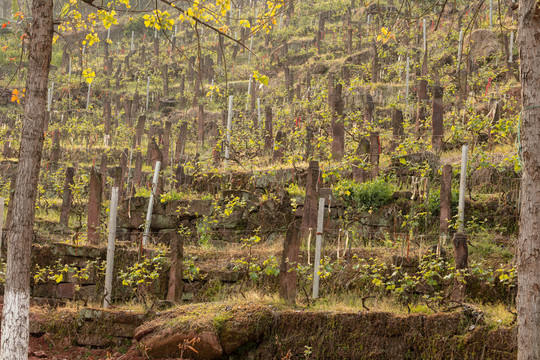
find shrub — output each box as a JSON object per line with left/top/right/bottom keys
{"left": 335, "top": 179, "right": 394, "bottom": 210}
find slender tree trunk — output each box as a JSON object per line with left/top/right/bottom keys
{"left": 1, "top": 0, "right": 53, "bottom": 358}
{"left": 518, "top": 0, "right": 540, "bottom": 358}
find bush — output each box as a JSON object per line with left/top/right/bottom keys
{"left": 335, "top": 179, "right": 394, "bottom": 210}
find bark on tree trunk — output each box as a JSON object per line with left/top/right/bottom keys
{"left": 518, "top": 1, "right": 540, "bottom": 358}
{"left": 0, "top": 0, "right": 53, "bottom": 358}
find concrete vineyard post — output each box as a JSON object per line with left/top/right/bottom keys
{"left": 103, "top": 187, "right": 119, "bottom": 309}
{"left": 225, "top": 95, "right": 233, "bottom": 169}
{"left": 457, "top": 145, "right": 468, "bottom": 232}
{"left": 86, "top": 82, "right": 91, "bottom": 110}
{"left": 312, "top": 197, "right": 325, "bottom": 299}
{"left": 423, "top": 19, "right": 426, "bottom": 52}
{"left": 145, "top": 76, "right": 150, "bottom": 111}
{"left": 143, "top": 161, "right": 161, "bottom": 247}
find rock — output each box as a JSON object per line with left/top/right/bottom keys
{"left": 141, "top": 330, "right": 223, "bottom": 359}
{"left": 217, "top": 305, "right": 274, "bottom": 354}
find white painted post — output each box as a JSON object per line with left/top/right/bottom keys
{"left": 103, "top": 187, "right": 119, "bottom": 308}
{"left": 0, "top": 197, "right": 4, "bottom": 255}
{"left": 210, "top": 79, "right": 214, "bottom": 102}
{"left": 279, "top": 12, "right": 283, "bottom": 29}
{"left": 246, "top": 77, "right": 252, "bottom": 111}
{"left": 86, "top": 82, "right": 91, "bottom": 110}
{"left": 457, "top": 29, "right": 464, "bottom": 66}
{"left": 47, "top": 89, "right": 51, "bottom": 112}
{"left": 509, "top": 32, "right": 514, "bottom": 63}
{"left": 50, "top": 81, "right": 54, "bottom": 106}
{"left": 145, "top": 76, "right": 150, "bottom": 111}
{"left": 367, "top": 14, "right": 371, "bottom": 36}
{"left": 248, "top": 36, "right": 254, "bottom": 64}
{"left": 312, "top": 197, "right": 325, "bottom": 299}
{"left": 257, "top": 98, "right": 261, "bottom": 127}
{"left": 225, "top": 95, "right": 233, "bottom": 168}
{"left": 423, "top": 19, "right": 427, "bottom": 52}
{"left": 457, "top": 145, "right": 468, "bottom": 233}
{"left": 142, "top": 161, "right": 161, "bottom": 247}
{"left": 82, "top": 44, "right": 86, "bottom": 56}
{"left": 130, "top": 31, "right": 134, "bottom": 51}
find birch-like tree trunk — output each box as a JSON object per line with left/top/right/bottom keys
{"left": 517, "top": 0, "right": 540, "bottom": 358}
{"left": 0, "top": 0, "right": 53, "bottom": 358}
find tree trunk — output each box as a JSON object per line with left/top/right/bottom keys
{"left": 1, "top": 0, "right": 53, "bottom": 357}
{"left": 518, "top": 0, "right": 540, "bottom": 358}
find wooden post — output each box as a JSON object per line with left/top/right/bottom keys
{"left": 453, "top": 232, "right": 468, "bottom": 269}
{"left": 264, "top": 105, "right": 273, "bottom": 154}
{"left": 163, "top": 64, "right": 169, "bottom": 97}
{"left": 371, "top": 41, "right": 379, "bottom": 83}
{"left": 175, "top": 122, "right": 188, "bottom": 164}
{"left": 142, "top": 161, "right": 161, "bottom": 247}
{"left": 364, "top": 93, "right": 374, "bottom": 123}
{"left": 197, "top": 104, "right": 205, "bottom": 150}
{"left": 416, "top": 78, "right": 428, "bottom": 132}
{"left": 166, "top": 233, "right": 184, "bottom": 302}
{"left": 331, "top": 83, "right": 345, "bottom": 160}
{"left": 369, "top": 132, "right": 379, "bottom": 180}
{"left": 103, "top": 186, "right": 119, "bottom": 308}
{"left": 279, "top": 220, "right": 301, "bottom": 302}
{"left": 301, "top": 161, "right": 319, "bottom": 239}
{"left": 391, "top": 109, "right": 404, "bottom": 151}
{"left": 85, "top": 82, "right": 91, "bottom": 110}
{"left": 162, "top": 121, "right": 172, "bottom": 169}
{"left": 133, "top": 151, "right": 142, "bottom": 187}
{"left": 257, "top": 98, "right": 261, "bottom": 127}
{"left": 312, "top": 197, "right": 325, "bottom": 299}
{"left": 0, "top": 198, "right": 4, "bottom": 255}
{"left": 50, "top": 129, "right": 60, "bottom": 166}
{"left": 272, "top": 131, "right": 284, "bottom": 163}
{"left": 432, "top": 86, "right": 444, "bottom": 153}
{"left": 87, "top": 167, "right": 102, "bottom": 245}
{"left": 59, "top": 167, "right": 75, "bottom": 227}
{"left": 457, "top": 29, "right": 464, "bottom": 67}
{"left": 353, "top": 138, "right": 370, "bottom": 183}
